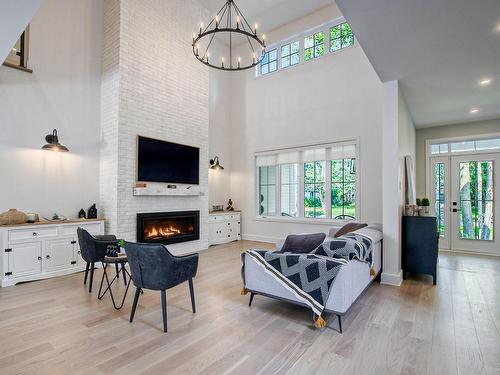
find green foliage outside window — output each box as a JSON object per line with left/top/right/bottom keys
{"left": 330, "top": 22, "right": 354, "bottom": 52}
{"left": 331, "top": 159, "right": 356, "bottom": 219}
{"left": 304, "top": 32, "right": 325, "bottom": 61}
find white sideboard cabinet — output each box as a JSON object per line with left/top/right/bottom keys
{"left": 208, "top": 212, "right": 241, "bottom": 246}
{"left": 0, "top": 219, "right": 104, "bottom": 287}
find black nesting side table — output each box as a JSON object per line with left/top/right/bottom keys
{"left": 98, "top": 255, "right": 132, "bottom": 309}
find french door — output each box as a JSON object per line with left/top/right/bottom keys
{"left": 431, "top": 153, "right": 499, "bottom": 255}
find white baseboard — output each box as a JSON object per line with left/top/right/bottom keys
{"left": 241, "top": 234, "right": 280, "bottom": 244}
{"left": 381, "top": 270, "right": 403, "bottom": 286}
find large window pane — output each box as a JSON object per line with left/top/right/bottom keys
{"left": 331, "top": 159, "right": 357, "bottom": 220}
{"left": 280, "top": 164, "right": 299, "bottom": 217}
{"left": 434, "top": 163, "right": 445, "bottom": 237}
{"left": 259, "top": 166, "right": 276, "bottom": 216}
{"left": 459, "top": 161, "right": 494, "bottom": 240}
{"left": 304, "top": 161, "right": 326, "bottom": 218}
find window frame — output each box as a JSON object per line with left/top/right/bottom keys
{"left": 260, "top": 48, "right": 278, "bottom": 76}
{"left": 304, "top": 31, "right": 325, "bottom": 61}
{"left": 280, "top": 40, "right": 300, "bottom": 69}
{"left": 255, "top": 17, "right": 355, "bottom": 78}
{"left": 255, "top": 139, "right": 360, "bottom": 224}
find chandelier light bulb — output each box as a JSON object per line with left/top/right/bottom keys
{"left": 215, "top": 15, "right": 219, "bottom": 28}
{"left": 236, "top": 16, "right": 240, "bottom": 28}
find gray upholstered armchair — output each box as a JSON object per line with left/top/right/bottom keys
{"left": 77, "top": 227, "right": 119, "bottom": 293}
{"left": 125, "top": 242, "right": 199, "bottom": 333}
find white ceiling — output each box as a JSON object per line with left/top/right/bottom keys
{"left": 199, "top": 0, "right": 333, "bottom": 33}
{"left": 336, "top": 0, "right": 500, "bottom": 128}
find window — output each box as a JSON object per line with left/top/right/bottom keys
{"left": 330, "top": 22, "right": 354, "bottom": 52}
{"left": 331, "top": 159, "right": 356, "bottom": 219}
{"left": 281, "top": 41, "right": 300, "bottom": 68}
{"left": 304, "top": 32, "right": 325, "bottom": 61}
{"left": 304, "top": 161, "right": 327, "bottom": 218}
{"left": 280, "top": 164, "right": 300, "bottom": 217}
{"left": 434, "top": 163, "right": 445, "bottom": 237}
{"left": 258, "top": 166, "right": 276, "bottom": 216}
{"left": 3, "top": 25, "right": 31, "bottom": 73}
{"left": 256, "top": 143, "right": 357, "bottom": 221}
{"left": 260, "top": 49, "right": 277, "bottom": 75}
{"left": 430, "top": 137, "right": 500, "bottom": 155}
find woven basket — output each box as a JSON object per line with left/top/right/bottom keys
{"left": 0, "top": 209, "right": 28, "bottom": 225}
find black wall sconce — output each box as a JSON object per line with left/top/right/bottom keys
{"left": 209, "top": 156, "right": 224, "bottom": 170}
{"left": 42, "top": 129, "right": 69, "bottom": 152}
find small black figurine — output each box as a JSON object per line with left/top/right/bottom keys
{"left": 78, "top": 209, "right": 86, "bottom": 219}
{"left": 226, "top": 198, "right": 234, "bottom": 211}
{"left": 87, "top": 204, "right": 97, "bottom": 219}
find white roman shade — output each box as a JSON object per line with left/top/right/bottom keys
{"left": 256, "top": 141, "right": 357, "bottom": 166}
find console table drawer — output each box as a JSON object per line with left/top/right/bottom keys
{"left": 9, "top": 227, "right": 59, "bottom": 242}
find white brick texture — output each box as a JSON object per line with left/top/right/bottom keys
{"left": 100, "top": 0, "right": 210, "bottom": 253}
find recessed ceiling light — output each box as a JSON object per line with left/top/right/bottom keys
{"left": 479, "top": 78, "right": 492, "bottom": 86}
{"left": 469, "top": 108, "right": 480, "bottom": 114}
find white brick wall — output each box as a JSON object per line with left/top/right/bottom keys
{"left": 101, "top": 0, "right": 210, "bottom": 253}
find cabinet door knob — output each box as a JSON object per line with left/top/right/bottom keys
{"left": 46, "top": 255, "right": 51, "bottom": 259}
{"left": 38, "top": 256, "right": 42, "bottom": 261}
{"left": 33, "top": 232, "right": 38, "bottom": 236}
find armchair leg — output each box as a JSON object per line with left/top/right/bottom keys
{"left": 88, "top": 263, "right": 95, "bottom": 293}
{"left": 129, "top": 287, "right": 141, "bottom": 323}
{"left": 249, "top": 292, "right": 255, "bottom": 307}
{"left": 84, "top": 262, "right": 90, "bottom": 285}
{"left": 188, "top": 278, "right": 196, "bottom": 314}
{"left": 161, "top": 290, "right": 168, "bottom": 333}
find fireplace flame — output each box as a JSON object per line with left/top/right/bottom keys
{"left": 145, "top": 225, "right": 182, "bottom": 239}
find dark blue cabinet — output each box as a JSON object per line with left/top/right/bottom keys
{"left": 402, "top": 216, "right": 438, "bottom": 285}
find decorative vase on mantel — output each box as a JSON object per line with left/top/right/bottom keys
{"left": 0, "top": 209, "right": 28, "bottom": 225}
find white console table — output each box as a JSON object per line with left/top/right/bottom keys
{"left": 0, "top": 219, "right": 104, "bottom": 287}
{"left": 208, "top": 211, "right": 241, "bottom": 246}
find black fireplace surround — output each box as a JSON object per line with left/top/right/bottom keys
{"left": 137, "top": 211, "right": 200, "bottom": 245}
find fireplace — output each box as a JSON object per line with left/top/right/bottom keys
{"left": 137, "top": 211, "right": 200, "bottom": 245}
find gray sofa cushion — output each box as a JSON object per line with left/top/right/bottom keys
{"left": 279, "top": 233, "right": 326, "bottom": 254}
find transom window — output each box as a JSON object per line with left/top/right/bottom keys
{"left": 304, "top": 32, "right": 325, "bottom": 61}
{"left": 330, "top": 22, "right": 354, "bottom": 52}
{"left": 256, "top": 142, "right": 358, "bottom": 221}
{"left": 430, "top": 137, "right": 500, "bottom": 155}
{"left": 256, "top": 19, "right": 355, "bottom": 77}
{"left": 260, "top": 49, "right": 277, "bottom": 75}
{"left": 281, "top": 41, "right": 300, "bottom": 68}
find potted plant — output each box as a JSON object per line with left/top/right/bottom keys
{"left": 421, "top": 198, "right": 430, "bottom": 215}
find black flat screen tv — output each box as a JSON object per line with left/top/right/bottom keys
{"left": 137, "top": 136, "right": 200, "bottom": 185}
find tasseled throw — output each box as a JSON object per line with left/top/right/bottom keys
{"left": 370, "top": 267, "right": 376, "bottom": 277}
{"left": 314, "top": 315, "right": 327, "bottom": 329}
{"left": 240, "top": 287, "right": 248, "bottom": 295}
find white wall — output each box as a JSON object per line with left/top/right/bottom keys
{"left": 225, "top": 4, "right": 384, "bottom": 242}
{"left": 381, "top": 80, "right": 416, "bottom": 286}
{"left": 0, "top": 0, "right": 102, "bottom": 218}
{"left": 208, "top": 70, "right": 232, "bottom": 208}
{"left": 415, "top": 119, "right": 500, "bottom": 198}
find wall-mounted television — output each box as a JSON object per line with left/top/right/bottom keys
{"left": 137, "top": 136, "right": 200, "bottom": 185}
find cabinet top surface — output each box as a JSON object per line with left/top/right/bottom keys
{"left": 209, "top": 211, "right": 241, "bottom": 215}
{"left": 0, "top": 218, "right": 105, "bottom": 228}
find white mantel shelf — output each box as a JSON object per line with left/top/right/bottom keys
{"left": 133, "top": 187, "right": 204, "bottom": 196}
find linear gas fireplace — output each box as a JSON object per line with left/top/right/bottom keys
{"left": 137, "top": 211, "right": 200, "bottom": 245}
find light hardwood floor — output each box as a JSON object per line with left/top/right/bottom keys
{"left": 0, "top": 241, "right": 499, "bottom": 375}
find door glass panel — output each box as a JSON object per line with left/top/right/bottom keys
{"left": 458, "top": 160, "right": 494, "bottom": 240}
{"left": 434, "top": 163, "right": 445, "bottom": 236}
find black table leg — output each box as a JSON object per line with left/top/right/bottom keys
{"left": 98, "top": 262, "right": 132, "bottom": 310}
